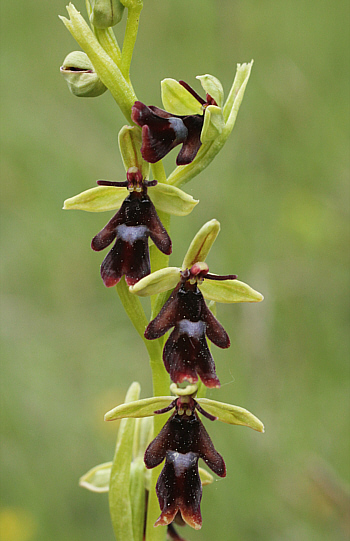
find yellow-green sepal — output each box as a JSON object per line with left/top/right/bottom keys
{"left": 182, "top": 219, "right": 220, "bottom": 270}
{"left": 196, "top": 74, "right": 224, "bottom": 108}
{"left": 200, "top": 105, "right": 225, "bottom": 143}
{"left": 198, "top": 467, "right": 214, "bottom": 486}
{"left": 79, "top": 461, "right": 112, "bottom": 493}
{"left": 105, "top": 396, "right": 174, "bottom": 421}
{"left": 63, "top": 185, "right": 127, "bottom": 212}
{"left": 118, "top": 126, "right": 149, "bottom": 179}
{"left": 200, "top": 278, "right": 264, "bottom": 303}
{"left": 197, "top": 398, "right": 265, "bottom": 432}
{"left": 161, "top": 78, "right": 203, "bottom": 116}
{"left": 129, "top": 267, "right": 180, "bottom": 297}
{"left": 150, "top": 183, "right": 198, "bottom": 216}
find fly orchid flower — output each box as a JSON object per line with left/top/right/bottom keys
{"left": 144, "top": 395, "right": 226, "bottom": 530}
{"left": 90, "top": 167, "right": 172, "bottom": 287}
{"left": 130, "top": 220, "right": 263, "bottom": 387}
{"left": 63, "top": 126, "right": 199, "bottom": 287}
{"left": 131, "top": 75, "right": 224, "bottom": 166}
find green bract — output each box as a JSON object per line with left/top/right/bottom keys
{"left": 161, "top": 78, "right": 203, "bottom": 116}
{"left": 196, "top": 74, "right": 224, "bottom": 108}
{"left": 108, "top": 382, "right": 140, "bottom": 541}
{"left": 60, "top": 51, "right": 107, "bottom": 97}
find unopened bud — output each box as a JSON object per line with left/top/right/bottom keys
{"left": 60, "top": 51, "right": 107, "bottom": 97}
{"left": 89, "top": 0, "right": 125, "bottom": 28}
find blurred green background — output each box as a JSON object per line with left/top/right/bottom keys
{"left": 1, "top": 0, "right": 349, "bottom": 540}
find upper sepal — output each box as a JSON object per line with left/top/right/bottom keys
{"left": 63, "top": 185, "right": 127, "bottom": 212}
{"left": 200, "top": 278, "right": 264, "bottom": 303}
{"left": 161, "top": 78, "right": 203, "bottom": 116}
{"left": 197, "top": 398, "right": 265, "bottom": 432}
{"left": 105, "top": 396, "right": 174, "bottom": 421}
{"left": 118, "top": 126, "right": 150, "bottom": 180}
{"left": 182, "top": 219, "right": 220, "bottom": 270}
{"left": 196, "top": 74, "right": 224, "bottom": 108}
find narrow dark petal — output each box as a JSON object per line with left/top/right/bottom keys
{"left": 144, "top": 417, "right": 174, "bottom": 469}
{"left": 145, "top": 286, "right": 181, "bottom": 340}
{"left": 200, "top": 298, "right": 230, "bottom": 349}
{"left": 195, "top": 402, "right": 218, "bottom": 422}
{"left": 145, "top": 200, "right": 172, "bottom": 255}
{"left": 176, "top": 115, "right": 203, "bottom": 166}
{"left": 205, "top": 273, "right": 237, "bottom": 280}
{"left": 96, "top": 180, "right": 128, "bottom": 187}
{"left": 91, "top": 205, "right": 126, "bottom": 251}
{"left": 196, "top": 423, "right": 226, "bottom": 478}
{"left": 178, "top": 81, "right": 206, "bottom": 105}
{"left": 154, "top": 399, "right": 177, "bottom": 415}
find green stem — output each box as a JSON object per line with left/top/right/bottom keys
{"left": 95, "top": 27, "right": 122, "bottom": 66}
{"left": 121, "top": 6, "right": 143, "bottom": 83}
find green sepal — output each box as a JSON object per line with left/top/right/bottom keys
{"left": 90, "top": 0, "right": 125, "bottom": 28}
{"left": 182, "top": 219, "right": 220, "bottom": 270}
{"left": 118, "top": 126, "right": 149, "bottom": 179}
{"left": 200, "top": 105, "right": 225, "bottom": 143}
{"left": 109, "top": 382, "right": 140, "bottom": 541}
{"left": 223, "top": 61, "right": 254, "bottom": 129}
{"left": 79, "top": 461, "right": 112, "bottom": 493}
{"left": 129, "top": 457, "right": 146, "bottom": 541}
{"left": 63, "top": 185, "right": 126, "bottom": 212}
{"left": 150, "top": 183, "right": 199, "bottom": 216}
{"left": 129, "top": 267, "right": 180, "bottom": 297}
{"left": 200, "top": 278, "right": 264, "bottom": 303}
{"left": 161, "top": 78, "right": 203, "bottom": 116}
{"left": 198, "top": 467, "right": 214, "bottom": 486}
{"left": 196, "top": 398, "right": 265, "bottom": 432}
{"left": 105, "top": 396, "right": 174, "bottom": 421}
{"left": 60, "top": 51, "right": 107, "bottom": 97}
{"left": 196, "top": 74, "right": 224, "bottom": 108}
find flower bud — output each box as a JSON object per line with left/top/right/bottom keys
{"left": 89, "top": 0, "right": 125, "bottom": 28}
{"left": 60, "top": 51, "right": 107, "bottom": 97}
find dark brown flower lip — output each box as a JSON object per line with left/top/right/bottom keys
{"left": 91, "top": 170, "right": 171, "bottom": 287}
